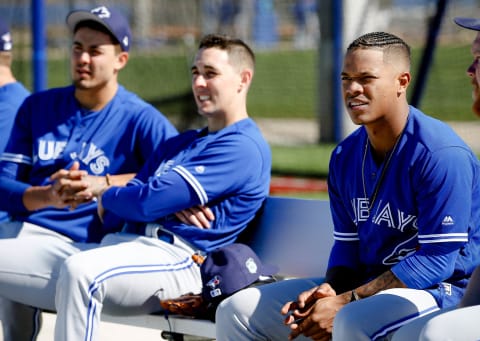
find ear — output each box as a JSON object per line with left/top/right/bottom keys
{"left": 114, "top": 51, "right": 129, "bottom": 72}
{"left": 397, "top": 71, "right": 411, "bottom": 95}
{"left": 238, "top": 68, "right": 253, "bottom": 92}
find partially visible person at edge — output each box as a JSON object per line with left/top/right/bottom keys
{"left": 214, "top": 31, "right": 480, "bottom": 341}
{"left": 391, "top": 16, "right": 480, "bottom": 341}
{"left": 0, "top": 5, "right": 182, "bottom": 341}
{"left": 0, "top": 17, "right": 30, "bottom": 222}
{"left": 47, "top": 33, "right": 271, "bottom": 340}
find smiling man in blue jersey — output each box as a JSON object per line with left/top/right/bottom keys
{"left": 47, "top": 33, "right": 271, "bottom": 340}
{"left": 0, "top": 6, "right": 179, "bottom": 341}
{"left": 215, "top": 31, "right": 480, "bottom": 341}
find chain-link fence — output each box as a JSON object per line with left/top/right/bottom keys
{"left": 2, "top": 0, "right": 480, "bottom": 135}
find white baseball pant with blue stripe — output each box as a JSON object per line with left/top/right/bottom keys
{"left": 0, "top": 222, "right": 201, "bottom": 341}
{"left": 216, "top": 278, "right": 439, "bottom": 341}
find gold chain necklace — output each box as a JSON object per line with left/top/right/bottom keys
{"left": 361, "top": 131, "right": 404, "bottom": 213}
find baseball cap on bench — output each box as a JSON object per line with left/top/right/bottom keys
{"left": 201, "top": 243, "right": 278, "bottom": 304}
{"left": 454, "top": 17, "right": 480, "bottom": 32}
{"left": 0, "top": 18, "right": 12, "bottom": 51}
{"left": 66, "top": 5, "right": 131, "bottom": 52}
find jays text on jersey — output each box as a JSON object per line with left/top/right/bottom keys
{"left": 328, "top": 105, "right": 480, "bottom": 307}
{"left": 0, "top": 85, "right": 178, "bottom": 242}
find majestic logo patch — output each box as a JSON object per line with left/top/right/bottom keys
{"left": 441, "top": 215, "right": 454, "bottom": 226}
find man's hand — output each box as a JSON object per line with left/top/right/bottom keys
{"left": 48, "top": 161, "right": 98, "bottom": 209}
{"left": 282, "top": 283, "right": 343, "bottom": 340}
{"left": 175, "top": 205, "right": 215, "bottom": 229}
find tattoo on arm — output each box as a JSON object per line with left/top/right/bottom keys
{"left": 356, "top": 270, "right": 406, "bottom": 299}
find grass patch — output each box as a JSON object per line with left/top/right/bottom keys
{"left": 16, "top": 43, "right": 474, "bottom": 122}
{"left": 271, "top": 144, "right": 335, "bottom": 178}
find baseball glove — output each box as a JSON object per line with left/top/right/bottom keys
{"left": 159, "top": 293, "right": 208, "bottom": 318}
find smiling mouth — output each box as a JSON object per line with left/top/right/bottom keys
{"left": 198, "top": 95, "right": 211, "bottom": 102}
{"left": 348, "top": 102, "right": 367, "bottom": 109}
{"left": 76, "top": 69, "right": 90, "bottom": 77}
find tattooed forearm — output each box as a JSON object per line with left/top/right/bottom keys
{"left": 355, "top": 270, "right": 407, "bottom": 299}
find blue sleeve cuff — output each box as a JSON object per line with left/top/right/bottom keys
{"left": 391, "top": 250, "right": 457, "bottom": 289}
{"left": 0, "top": 178, "right": 29, "bottom": 214}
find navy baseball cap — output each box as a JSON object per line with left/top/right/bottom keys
{"left": 66, "top": 5, "right": 131, "bottom": 52}
{"left": 201, "top": 243, "right": 278, "bottom": 303}
{"left": 0, "top": 18, "right": 12, "bottom": 51}
{"left": 454, "top": 17, "right": 480, "bottom": 31}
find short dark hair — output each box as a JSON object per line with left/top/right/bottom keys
{"left": 347, "top": 32, "right": 411, "bottom": 68}
{"left": 198, "top": 33, "right": 255, "bottom": 70}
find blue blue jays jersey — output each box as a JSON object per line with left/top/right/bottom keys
{"left": 0, "top": 81, "right": 30, "bottom": 222}
{"left": 328, "top": 106, "right": 480, "bottom": 307}
{"left": 0, "top": 85, "right": 178, "bottom": 242}
{"left": 0, "top": 82, "right": 29, "bottom": 153}
{"left": 102, "top": 118, "right": 272, "bottom": 252}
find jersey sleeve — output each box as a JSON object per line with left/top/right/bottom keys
{"left": 392, "top": 146, "right": 475, "bottom": 288}
{"left": 101, "top": 133, "right": 267, "bottom": 222}
{"left": 0, "top": 97, "right": 35, "bottom": 213}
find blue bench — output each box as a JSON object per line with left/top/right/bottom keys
{"left": 101, "top": 196, "right": 334, "bottom": 340}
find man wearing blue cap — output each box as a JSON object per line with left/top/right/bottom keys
{"left": 0, "top": 5, "right": 181, "bottom": 340}
{"left": 0, "top": 17, "right": 30, "bottom": 223}
{"left": 391, "top": 16, "right": 480, "bottom": 341}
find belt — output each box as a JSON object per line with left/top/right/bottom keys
{"left": 145, "top": 224, "right": 174, "bottom": 244}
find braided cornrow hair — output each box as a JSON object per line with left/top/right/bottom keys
{"left": 347, "top": 32, "right": 411, "bottom": 67}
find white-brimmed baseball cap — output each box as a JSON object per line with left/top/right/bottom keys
{"left": 66, "top": 5, "right": 131, "bottom": 52}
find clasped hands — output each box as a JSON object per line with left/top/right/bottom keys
{"left": 47, "top": 161, "right": 104, "bottom": 209}
{"left": 47, "top": 161, "right": 214, "bottom": 228}
{"left": 282, "top": 283, "right": 349, "bottom": 341}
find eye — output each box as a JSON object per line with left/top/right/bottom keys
{"left": 204, "top": 71, "right": 217, "bottom": 79}
{"left": 89, "top": 48, "right": 102, "bottom": 57}
{"left": 72, "top": 45, "right": 82, "bottom": 53}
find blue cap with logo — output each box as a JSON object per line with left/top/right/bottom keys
{"left": 66, "top": 5, "right": 131, "bottom": 52}
{"left": 0, "top": 17, "right": 12, "bottom": 51}
{"left": 201, "top": 243, "right": 278, "bottom": 303}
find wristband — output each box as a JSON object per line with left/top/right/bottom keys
{"left": 350, "top": 289, "right": 360, "bottom": 302}
{"left": 105, "top": 173, "right": 111, "bottom": 186}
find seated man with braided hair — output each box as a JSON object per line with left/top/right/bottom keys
{"left": 215, "top": 31, "right": 480, "bottom": 341}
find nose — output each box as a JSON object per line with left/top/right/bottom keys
{"left": 343, "top": 80, "right": 362, "bottom": 97}
{"left": 193, "top": 74, "right": 207, "bottom": 88}
{"left": 467, "top": 59, "right": 478, "bottom": 78}
{"left": 74, "top": 50, "right": 90, "bottom": 64}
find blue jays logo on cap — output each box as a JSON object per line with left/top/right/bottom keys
{"left": 66, "top": 5, "right": 132, "bottom": 52}
{"left": 91, "top": 6, "right": 110, "bottom": 19}
{"left": 206, "top": 275, "right": 222, "bottom": 298}
{"left": 0, "top": 18, "right": 12, "bottom": 51}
